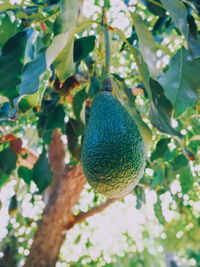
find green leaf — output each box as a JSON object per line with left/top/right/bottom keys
{"left": 46, "top": 0, "right": 79, "bottom": 82}
{"left": 151, "top": 138, "right": 170, "bottom": 161}
{"left": 18, "top": 166, "right": 33, "bottom": 185}
{"left": 160, "top": 0, "right": 189, "bottom": 37}
{"left": 0, "top": 146, "right": 17, "bottom": 175}
{"left": 37, "top": 103, "right": 66, "bottom": 143}
{"left": 0, "top": 1, "right": 16, "bottom": 11}
{"left": 32, "top": 149, "right": 52, "bottom": 193}
{"left": 8, "top": 194, "right": 18, "bottom": 216}
{"left": 172, "top": 155, "right": 188, "bottom": 171}
{"left": 53, "top": 0, "right": 79, "bottom": 35}
{"left": 18, "top": 70, "right": 50, "bottom": 113}
{"left": 134, "top": 186, "right": 145, "bottom": 209}
{"left": 154, "top": 196, "right": 165, "bottom": 224}
{"left": 17, "top": 91, "right": 39, "bottom": 113}
{"left": 0, "top": 172, "right": 9, "bottom": 187}
{"left": 53, "top": 37, "right": 74, "bottom": 82}
{"left": 0, "top": 0, "right": 29, "bottom": 12}
{"left": 45, "top": 104, "right": 65, "bottom": 130}
{"left": 179, "top": 167, "right": 194, "bottom": 194}
{"left": 14, "top": 5, "right": 60, "bottom": 22}
{"left": 149, "top": 79, "right": 182, "bottom": 138}
{"left": 74, "top": 234, "right": 81, "bottom": 244}
{"left": 187, "top": 15, "right": 200, "bottom": 58}
{"left": 159, "top": 47, "right": 200, "bottom": 116}
{"left": 151, "top": 165, "right": 164, "bottom": 189}
{"left": 104, "top": 0, "right": 111, "bottom": 9}
{"left": 19, "top": 52, "right": 46, "bottom": 96}
{"left": 140, "top": 0, "right": 166, "bottom": 17}
{"left": 131, "top": 13, "right": 160, "bottom": 77}
{"left": 0, "top": 13, "right": 18, "bottom": 48}
{"left": 0, "top": 31, "right": 29, "bottom": 100}
{"left": 129, "top": 47, "right": 152, "bottom": 100}
{"left": 0, "top": 102, "right": 10, "bottom": 120}
{"left": 125, "top": 104, "right": 152, "bottom": 152}
{"left": 160, "top": 1, "right": 200, "bottom": 57}
{"left": 74, "top": 36, "right": 96, "bottom": 62}
{"left": 187, "top": 0, "right": 200, "bottom": 16}
{"left": 73, "top": 88, "right": 88, "bottom": 121}
{"left": 66, "top": 118, "right": 84, "bottom": 160}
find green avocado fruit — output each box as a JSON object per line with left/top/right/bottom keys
{"left": 81, "top": 91, "right": 146, "bottom": 198}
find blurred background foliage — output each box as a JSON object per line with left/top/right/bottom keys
{"left": 0, "top": 0, "right": 200, "bottom": 266}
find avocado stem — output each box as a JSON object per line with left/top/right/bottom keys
{"left": 102, "top": 6, "right": 111, "bottom": 80}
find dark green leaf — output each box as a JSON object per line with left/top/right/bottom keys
{"left": 74, "top": 36, "right": 96, "bottom": 62}
{"left": 46, "top": 104, "right": 65, "bottom": 130}
{"left": 19, "top": 52, "right": 46, "bottom": 96}
{"left": 159, "top": 47, "right": 200, "bottom": 116}
{"left": 0, "top": 102, "right": 10, "bottom": 120}
{"left": 0, "top": 172, "right": 9, "bottom": 187}
{"left": 179, "top": 167, "right": 194, "bottom": 194}
{"left": 154, "top": 197, "right": 166, "bottom": 224}
{"left": 149, "top": 79, "right": 182, "bottom": 138}
{"left": 0, "top": 146, "right": 17, "bottom": 175}
{"left": 140, "top": 0, "right": 166, "bottom": 17}
{"left": 0, "top": 13, "right": 18, "bottom": 48}
{"left": 151, "top": 138, "right": 170, "bottom": 161}
{"left": 32, "top": 149, "right": 52, "bottom": 193}
{"left": 0, "top": 30, "right": 29, "bottom": 100}
{"left": 8, "top": 194, "right": 18, "bottom": 216}
{"left": 172, "top": 155, "right": 188, "bottom": 171}
{"left": 134, "top": 186, "right": 145, "bottom": 209}
{"left": 66, "top": 118, "right": 84, "bottom": 160}
{"left": 151, "top": 166, "right": 164, "bottom": 189}
{"left": 37, "top": 104, "right": 66, "bottom": 143}
{"left": 187, "top": 0, "right": 200, "bottom": 16}
{"left": 187, "top": 15, "right": 200, "bottom": 58}
{"left": 73, "top": 88, "right": 88, "bottom": 120}
{"left": 18, "top": 166, "right": 33, "bottom": 185}
{"left": 131, "top": 13, "right": 160, "bottom": 77}
{"left": 160, "top": 0, "right": 189, "bottom": 37}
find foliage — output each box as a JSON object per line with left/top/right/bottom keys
{"left": 0, "top": 0, "right": 199, "bottom": 266}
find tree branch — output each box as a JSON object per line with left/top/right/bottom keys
{"left": 49, "top": 130, "right": 66, "bottom": 179}
{"left": 66, "top": 198, "right": 118, "bottom": 229}
{"left": 24, "top": 165, "right": 86, "bottom": 267}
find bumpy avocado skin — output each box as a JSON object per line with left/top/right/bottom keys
{"left": 81, "top": 91, "right": 146, "bottom": 198}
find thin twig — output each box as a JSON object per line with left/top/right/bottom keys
{"left": 66, "top": 198, "right": 118, "bottom": 229}
{"left": 102, "top": 4, "right": 111, "bottom": 79}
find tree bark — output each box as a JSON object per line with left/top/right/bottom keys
{"left": 24, "top": 131, "right": 86, "bottom": 267}
{"left": 24, "top": 165, "right": 86, "bottom": 267}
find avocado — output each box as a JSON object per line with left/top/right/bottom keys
{"left": 81, "top": 91, "right": 146, "bottom": 198}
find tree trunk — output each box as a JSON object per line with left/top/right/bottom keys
{"left": 24, "top": 165, "right": 86, "bottom": 267}
{"left": 24, "top": 131, "right": 86, "bottom": 267}
{"left": 24, "top": 131, "right": 116, "bottom": 267}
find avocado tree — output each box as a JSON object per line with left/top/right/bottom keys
{"left": 0, "top": 0, "right": 200, "bottom": 266}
